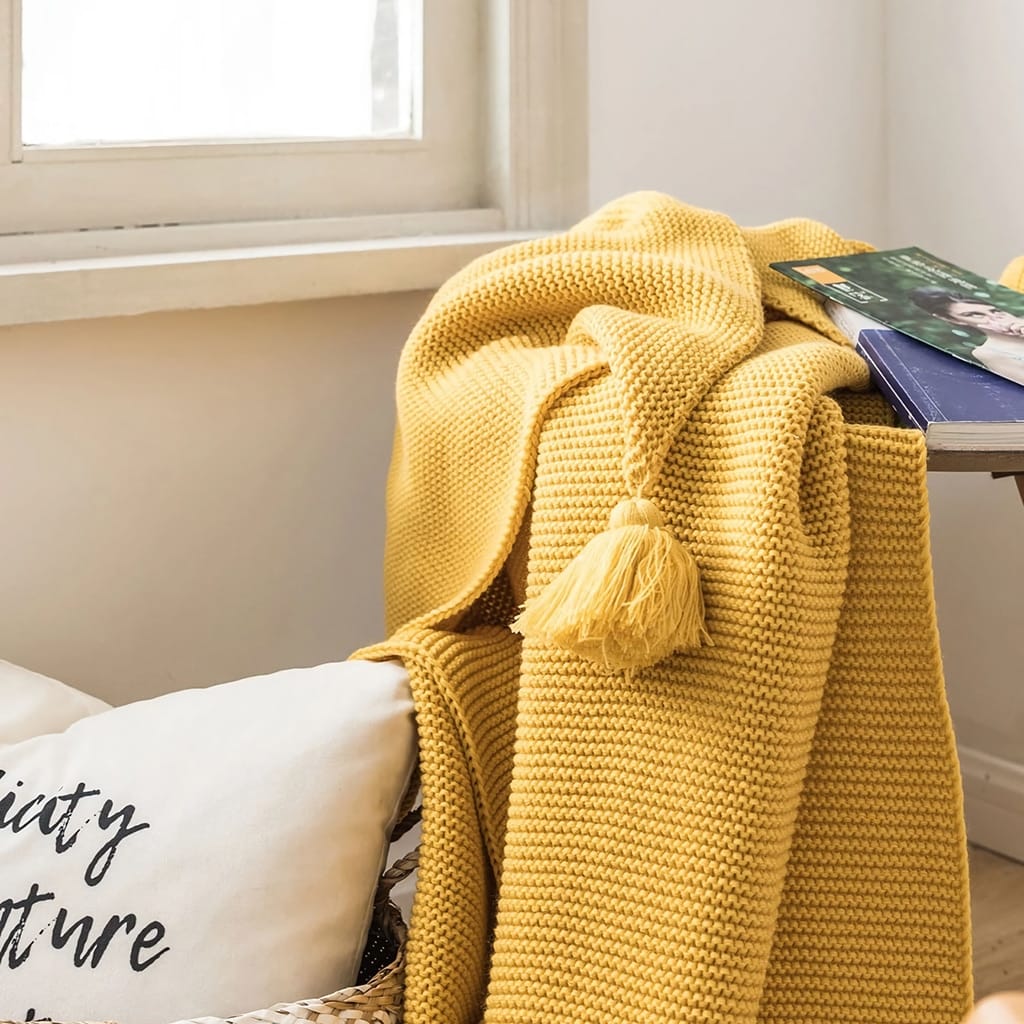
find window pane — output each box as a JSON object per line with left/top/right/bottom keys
{"left": 21, "top": 0, "right": 420, "bottom": 146}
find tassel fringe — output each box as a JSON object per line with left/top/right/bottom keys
{"left": 513, "top": 497, "right": 709, "bottom": 671}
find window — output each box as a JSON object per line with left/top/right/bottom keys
{"left": 0, "top": 1, "right": 587, "bottom": 321}
{"left": 22, "top": 1, "right": 418, "bottom": 145}
{"left": 2, "top": 0, "right": 491, "bottom": 234}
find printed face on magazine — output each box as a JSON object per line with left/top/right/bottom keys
{"left": 942, "top": 301, "right": 1024, "bottom": 338}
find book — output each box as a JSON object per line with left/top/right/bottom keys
{"left": 770, "top": 246, "right": 1024, "bottom": 389}
{"left": 826, "top": 301, "right": 1024, "bottom": 454}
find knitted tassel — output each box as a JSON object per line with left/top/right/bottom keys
{"left": 513, "top": 497, "right": 709, "bottom": 671}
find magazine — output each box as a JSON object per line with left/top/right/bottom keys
{"left": 770, "top": 247, "right": 1024, "bottom": 388}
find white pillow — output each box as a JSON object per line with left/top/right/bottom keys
{"left": 0, "top": 659, "right": 416, "bottom": 1024}
{"left": 0, "top": 659, "right": 110, "bottom": 746}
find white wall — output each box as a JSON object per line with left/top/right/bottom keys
{"left": 589, "top": 0, "right": 887, "bottom": 241}
{"left": 885, "top": 0, "right": 1024, "bottom": 276}
{"left": 0, "top": 294, "right": 428, "bottom": 704}
{"left": 885, "top": 0, "right": 1024, "bottom": 850}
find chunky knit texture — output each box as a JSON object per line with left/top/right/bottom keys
{"left": 355, "top": 193, "right": 973, "bottom": 1024}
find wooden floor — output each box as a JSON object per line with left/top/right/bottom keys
{"left": 971, "top": 844, "right": 1024, "bottom": 999}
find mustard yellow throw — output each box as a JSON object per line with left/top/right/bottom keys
{"left": 356, "top": 193, "right": 973, "bottom": 1024}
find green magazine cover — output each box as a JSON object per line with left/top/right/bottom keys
{"left": 771, "top": 247, "right": 1024, "bottom": 387}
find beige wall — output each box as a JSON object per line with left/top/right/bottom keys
{"left": 0, "top": 293, "right": 429, "bottom": 704}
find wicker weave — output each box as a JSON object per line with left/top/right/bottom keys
{"left": 1, "top": 852, "right": 417, "bottom": 1024}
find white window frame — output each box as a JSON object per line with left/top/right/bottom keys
{"left": 0, "top": 0, "right": 588, "bottom": 325}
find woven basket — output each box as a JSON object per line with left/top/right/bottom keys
{"left": 0, "top": 846, "right": 419, "bottom": 1024}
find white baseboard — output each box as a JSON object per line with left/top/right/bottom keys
{"left": 959, "top": 745, "right": 1024, "bottom": 863}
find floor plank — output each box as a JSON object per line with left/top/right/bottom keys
{"left": 970, "top": 844, "right": 1024, "bottom": 1000}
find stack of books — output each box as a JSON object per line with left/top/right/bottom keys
{"left": 771, "top": 247, "right": 1024, "bottom": 471}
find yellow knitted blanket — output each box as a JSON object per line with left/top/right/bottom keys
{"left": 356, "top": 193, "right": 973, "bottom": 1024}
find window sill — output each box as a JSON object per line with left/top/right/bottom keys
{"left": 0, "top": 222, "right": 540, "bottom": 327}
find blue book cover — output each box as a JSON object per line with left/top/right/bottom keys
{"left": 857, "top": 330, "right": 1024, "bottom": 438}
{"left": 826, "top": 302, "right": 1024, "bottom": 450}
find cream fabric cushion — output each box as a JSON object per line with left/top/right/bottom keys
{"left": 0, "top": 659, "right": 416, "bottom": 1024}
{"left": 0, "top": 659, "right": 110, "bottom": 746}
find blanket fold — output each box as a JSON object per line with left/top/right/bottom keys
{"left": 356, "top": 192, "right": 973, "bottom": 1024}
